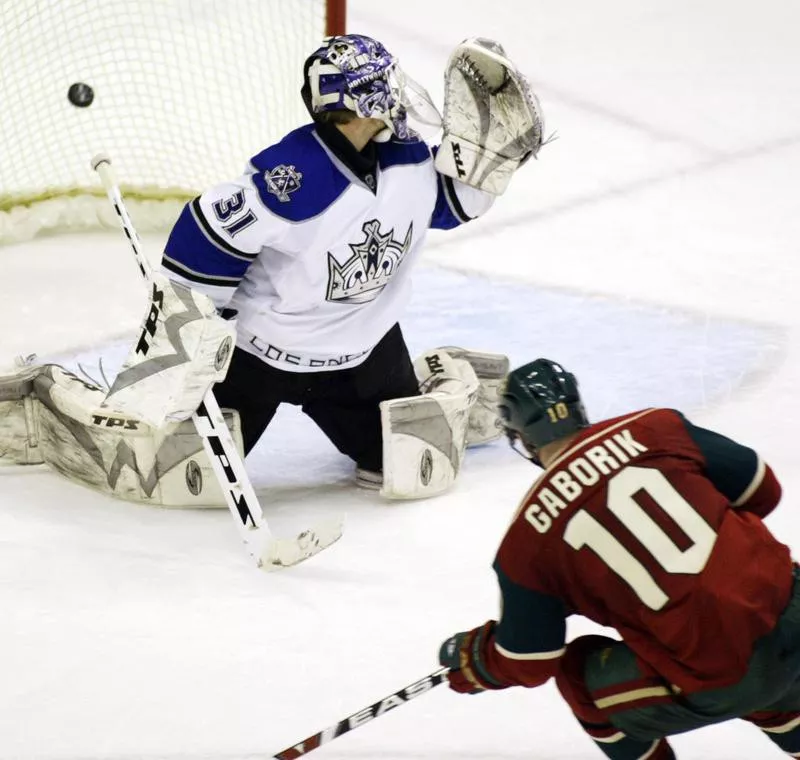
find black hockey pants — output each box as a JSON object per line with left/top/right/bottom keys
{"left": 212, "top": 323, "right": 419, "bottom": 472}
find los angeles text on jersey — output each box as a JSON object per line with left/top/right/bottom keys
{"left": 525, "top": 429, "right": 648, "bottom": 533}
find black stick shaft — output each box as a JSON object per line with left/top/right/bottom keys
{"left": 273, "top": 667, "right": 449, "bottom": 760}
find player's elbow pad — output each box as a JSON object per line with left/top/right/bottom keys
{"left": 737, "top": 463, "right": 782, "bottom": 519}
{"left": 486, "top": 648, "right": 561, "bottom": 689}
{"left": 510, "top": 660, "right": 560, "bottom": 688}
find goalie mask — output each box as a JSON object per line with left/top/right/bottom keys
{"left": 498, "top": 358, "right": 589, "bottom": 466}
{"left": 301, "top": 34, "right": 440, "bottom": 142}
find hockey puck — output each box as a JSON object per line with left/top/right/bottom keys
{"left": 67, "top": 82, "right": 94, "bottom": 108}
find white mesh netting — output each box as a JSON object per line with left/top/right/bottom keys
{"left": 0, "top": 0, "right": 330, "bottom": 243}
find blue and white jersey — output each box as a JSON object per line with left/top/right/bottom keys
{"left": 162, "top": 123, "right": 494, "bottom": 372}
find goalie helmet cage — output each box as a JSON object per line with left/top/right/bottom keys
{"left": 0, "top": 0, "right": 346, "bottom": 244}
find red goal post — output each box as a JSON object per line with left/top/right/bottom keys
{"left": 0, "top": 0, "right": 347, "bottom": 244}
{"left": 326, "top": 0, "right": 347, "bottom": 38}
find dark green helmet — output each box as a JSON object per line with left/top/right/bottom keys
{"left": 498, "top": 358, "right": 589, "bottom": 462}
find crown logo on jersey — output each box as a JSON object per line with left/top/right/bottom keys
{"left": 326, "top": 219, "right": 413, "bottom": 304}
{"left": 265, "top": 164, "right": 302, "bottom": 202}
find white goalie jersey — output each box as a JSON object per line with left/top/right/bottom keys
{"left": 161, "top": 124, "right": 494, "bottom": 372}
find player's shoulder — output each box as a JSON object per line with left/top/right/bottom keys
{"left": 247, "top": 124, "right": 351, "bottom": 222}
{"left": 629, "top": 407, "right": 690, "bottom": 436}
{"left": 580, "top": 407, "right": 696, "bottom": 457}
{"left": 588, "top": 407, "right": 685, "bottom": 436}
{"left": 376, "top": 135, "right": 432, "bottom": 170}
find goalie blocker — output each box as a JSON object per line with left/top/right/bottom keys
{"left": 102, "top": 271, "right": 236, "bottom": 428}
{"left": 0, "top": 268, "right": 243, "bottom": 506}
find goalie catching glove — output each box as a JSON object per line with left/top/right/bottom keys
{"left": 101, "top": 272, "right": 236, "bottom": 428}
{"left": 435, "top": 37, "right": 545, "bottom": 195}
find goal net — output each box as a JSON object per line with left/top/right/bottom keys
{"left": 0, "top": 0, "right": 345, "bottom": 244}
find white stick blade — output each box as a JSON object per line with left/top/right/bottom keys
{"left": 258, "top": 517, "right": 345, "bottom": 570}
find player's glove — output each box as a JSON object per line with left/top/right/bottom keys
{"left": 438, "top": 620, "right": 510, "bottom": 694}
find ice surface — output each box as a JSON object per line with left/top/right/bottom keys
{"left": 1, "top": 1, "right": 799, "bottom": 758}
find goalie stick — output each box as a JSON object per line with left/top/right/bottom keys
{"left": 91, "top": 154, "right": 344, "bottom": 570}
{"left": 272, "top": 667, "right": 449, "bottom": 759}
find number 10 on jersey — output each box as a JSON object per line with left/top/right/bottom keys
{"left": 562, "top": 467, "right": 716, "bottom": 610}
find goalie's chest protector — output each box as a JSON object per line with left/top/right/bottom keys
{"left": 231, "top": 126, "right": 437, "bottom": 370}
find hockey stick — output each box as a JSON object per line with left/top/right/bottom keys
{"left": 272, "top": 667, "right": 449, "bottom": 759}
{"left": 90, "top": 154, "right": 343, "bottom": 570}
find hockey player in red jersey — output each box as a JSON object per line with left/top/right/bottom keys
{"left": 438, "top": 358, "right": 800, "bottom": 759}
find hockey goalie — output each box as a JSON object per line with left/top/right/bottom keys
{"left": 0, "top": 33, "right": 543, "bottom": 505}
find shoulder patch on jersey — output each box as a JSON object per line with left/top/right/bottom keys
{"left": 249, "top": 125, "right": 350, "bottom": 222}
{"left": 263, "top": 164, "right": 303, "bottom": 202}
{"left": 377, "top": 137, "right": 432, "bottom": 171}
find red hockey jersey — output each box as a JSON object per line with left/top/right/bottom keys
{"left": 487, "top": 408, "right": 791, "bottom": 693}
